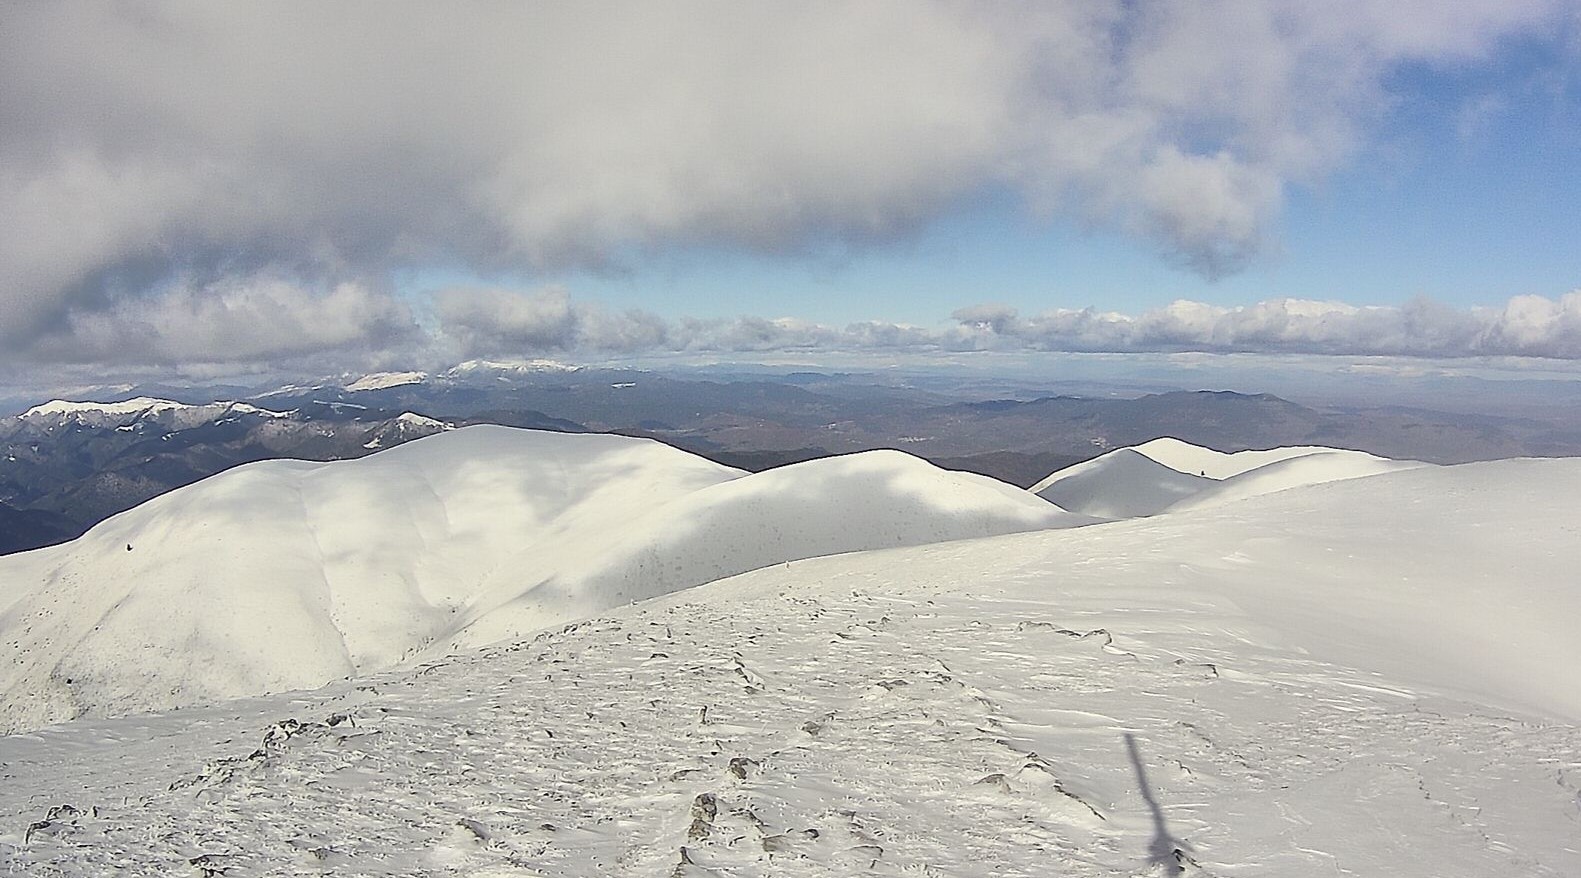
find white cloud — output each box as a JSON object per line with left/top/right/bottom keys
{"left": 0, "top": 1, "right": 1571, "bottom": 359}
{"left": 947, "top": 293, "right": 1581, "bottom": 359}
{"left": 433, "top": 288, "right": 1581, "bottom": 361}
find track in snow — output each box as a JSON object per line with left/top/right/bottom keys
{"left": 5, "top": 576, "right": 1577, "bottom": 877}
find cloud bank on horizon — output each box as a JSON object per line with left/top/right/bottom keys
{"left": 2, "top": 1, "right": 1578, "bottom": 372}
{"left": 438, "top": 286, "right": 1581, "bottom": 361}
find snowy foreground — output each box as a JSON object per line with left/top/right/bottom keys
{"left": 2, "top": 445, "right": 1580, "bottom": 875}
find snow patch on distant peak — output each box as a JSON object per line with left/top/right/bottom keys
{"left": 21, "top": 397, "right": 183, "bottom": 419}
{"left": 446, "top": 358, "right": 580, "bottom": 376}
{"left": 19, "top": 398, "right": 289, "bottom": 422}
{"left": 364, "top": 412, "right": 452, "bottom": 447}
{"left": 394, "top": 412, "right": 450, "bottom": 430}
{"left": 226, "top": 402, "right": 290, "bottom": 418}
{"left": 344, "top": 371, "right": 427, "bottom": 392}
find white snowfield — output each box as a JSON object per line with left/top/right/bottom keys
{"left": 1, "top": 455, "right": 1578, "bottom": 876}
{"left": 0, "top": 426, "right": 1084, "bottom": 733}
{"left": 1033, "top": 436, "right": 1430, "bottom": 517}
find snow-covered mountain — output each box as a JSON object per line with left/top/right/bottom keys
{"left": 2, "top": 452, "right": 1577, "bottom": 876}
{"left": 360, "top": 412, "right": 454, "bottom": 449}
{"left": 444, "top": 358, "right": 582, "bottom": 378}
{"left": 0, "top": 398, "right": 470, "bottom": 556}
{"left": 343, "top": 371, "right": 428, "bottom": 392}
{"left": 0, "top": 426, "right": 1083, "bottom": 732}
{"left": 1032, "top": 436, "right": 1431, "bottom": 518}
{"left": 10, "top": 397, "right": 290, "bottom": 432}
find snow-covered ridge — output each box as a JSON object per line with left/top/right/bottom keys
{"left": 445, "top": 358, "right": 581, "bottom": 376}
{"left": 0, "top": 426, "right": 1083, "bottom": 732}
{"left": 1127, "top": 436, "right": 1370, "bottom": 479}
{"left": 343, "top": 371, "right": 427, "bottom": 392}
{"left": 1032, "top": 437, "right": 1430, "bottom": 518}
{"left": 21, "top": 397, "right": 186, "bottom": 419}
{"left": 17, "top": 397, "right": 290, "bottom": 425}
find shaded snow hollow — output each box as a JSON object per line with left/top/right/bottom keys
{"left": 0, "top": 426, "right": 1085, "bottom": 732}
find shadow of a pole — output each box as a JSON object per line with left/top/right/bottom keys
{"left": 1125, "top": 732, "right": 1186, "bottom": 876}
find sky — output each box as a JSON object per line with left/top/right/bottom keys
{"left": 3, "top": 1, "right": 1581, "bottom": 388}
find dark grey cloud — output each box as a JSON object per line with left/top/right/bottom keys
{"left": 436, "top": 285, "right": 672, "bottom": 358}
{"left": 1, "top": 1, "right": 1572, "bottom": 364}
{"left": 26, "top": 276, "right": 421, "bottom": 367}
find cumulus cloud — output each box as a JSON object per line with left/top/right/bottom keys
{"left": 945, "top": 293, "right": 1581, "bottom": 359}
{"left": 1, "top": 1, "right": 1572, "bottom": 359}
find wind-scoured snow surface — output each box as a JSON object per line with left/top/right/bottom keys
{"left": 1033, "top": 436, "right": 1430, "bottom": 518}
{"left": 2, "top": 458, "right": 1579, "bottom": 876}
{"left": 0, "top": 426, "right": 1083, "bottom": 732}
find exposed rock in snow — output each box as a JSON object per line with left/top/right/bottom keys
{"left": 362, "top": 412, "right": 454, "bottom": 448}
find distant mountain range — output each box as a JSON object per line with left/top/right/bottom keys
{"left": 5, "top": 364, "right": 1581, "bottom": 556}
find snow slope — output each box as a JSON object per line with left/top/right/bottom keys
{"left": 1029, "top": 448, "right": 1215, "bottom": 518}
{"left": 1, "top": 457, "right": 1577, "bottom": 876}
{"left": 1167, "top": 449, "right": 1428, "bottom": 512}
{"left": 1127, "top": 436, "right": 1343, "bottom": 478}
{"left": 1032, "top": 437, "right": 1432, "bottom": 518}
{"left": 0, "top": 427, "right": 1081, "bottom": 732}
